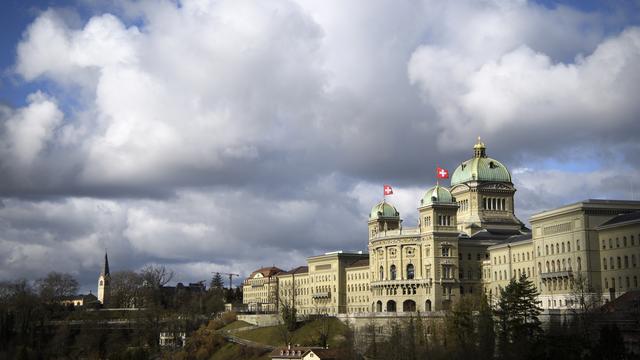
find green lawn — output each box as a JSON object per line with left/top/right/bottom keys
{"left": 210, "top": 343, "right": 270, "bottom": 360}
{"left": 221, "top": 320, "right": 253, "bottom": 331}
{"left": 234, "top": 317, "right": 348, "bottom": 348}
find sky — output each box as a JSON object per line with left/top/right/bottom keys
{"left": 1, "top": 0, "right": 640, "bottom": 293}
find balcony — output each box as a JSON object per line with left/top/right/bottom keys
{"left": 312, "top": 292, "right": 331, "bottom": 299}
{"left": 540, "top": 270, "right": 573, "bottom": 280}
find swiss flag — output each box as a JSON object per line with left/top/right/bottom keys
{"left": 383, "top": 185, "right": 393, "bottom": 196}
{"left": 437, "top": 167, "right": 449, "bottom": 179}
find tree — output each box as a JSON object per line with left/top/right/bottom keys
{"left": 477, "top": 294, "right": 496, "bottom": 360}
{"left": 35, "top": 272, "right": 78, "bottom": 303}
{"left": 569, "top": 272, "right": 600, "bottom": 340}
{"left": 210, "top": 273, "right": 224, "bottom": 290}
{"left": 446, "top": 296, "right": 477, "bottom": 358}
{"left": 110, "top": 271, "right": 144, "bottom": 308}
{"left": 494, "top": 274, "right": 543, "bottom": 359}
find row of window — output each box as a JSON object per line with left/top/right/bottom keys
{"left": 457, "top": 199, "right": 470, "bottom": 212}
{"left": 379, "top": 264, "right": 416, "bottom": 280}
{"left": 348, "top": 283, "right": 370, "bottom": 292}
{"left": 539, "top": 240, "right": 580, "bottom": 256}
{"left": 605, "top": 276, "right": 639, "bottom": 290}
{"left": 347, "top": 272, "right": 368, "bottom": 280}
{"left": 602, "top": 255, "right": 638, "bottom": 270}
{"left": 602, "top": 235, "right": 637, "bottom": 249}
{"left": 542, "top": 257, "right": 579, "bottom": 273}
{"left": 459, "top": 252, "right": 489, "bottom": 261}
{"left": 483, "top": 197, "right": 507, "bottom": 210}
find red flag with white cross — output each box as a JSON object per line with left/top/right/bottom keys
{"left": 437, "top": 167, "right": 449, "bottom": 179}
{"left": 383, "top": 185, "right": 393, "bottom": 196}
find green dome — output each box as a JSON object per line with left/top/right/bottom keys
{"left": 369, "top": 201, "right": 400, "bottom": 220}
{"left": 451, "top": 139, "right": 511, "bottom": 186}
{"left": 420, "top": 185, "right": 454, "bottom": 206}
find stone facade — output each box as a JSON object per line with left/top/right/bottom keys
{"left": 242, "top": 139, "right": 640, "bottom": 314}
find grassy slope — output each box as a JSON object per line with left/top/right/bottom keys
{"left": 210, "top": 343, "right": 270, "bottom": 360}
{"left": 235, "top": 318, "right": 348, "bottom": 348}
{"left": 220, "top": 320, "right": 253, "bottom": 331}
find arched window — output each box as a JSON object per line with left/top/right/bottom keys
{"left": 603, "top": 258, "right": 608, "bottom": 270}
{"left": 406, "top": 264, "right": 415, "bottom": 280}
{"left": 379, "top": 266, "right": 384, "bottom": 280}
{"left": 546, "top": 261, "right": 550, "bottom": 272}
{"left": 387, "top": 300, "right": 397, "bottom": 312}
{"left": 562, "top": 243, "right": 565, "bottom": 253}
{"left": 403, "top": 300, "right": 416, "bottom": 312}
{"left": 577, "top": 257, "right": 582, "bottom": 271}
{"left": 425, "top": 300, "right": 432, "bottom": 312}
{"left": 376, "top": 301, "right": 382, "bottom": 312}
{"left": 390, "top": 265, "right": 397, "bottom": 280}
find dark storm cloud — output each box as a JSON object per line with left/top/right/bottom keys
{"left": 1, "top": 0, "right": 640, "bottom": 291}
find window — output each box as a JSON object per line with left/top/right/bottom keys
{"left": 602, "top": 240, "right": 606, "bottom": 249}
{"left": 633, "top": 255, "right": 637, "bottom": 267}
{"left": 577, "top": 240, "right": 581, "bottom": 251}
{"left": 379, "top": 266, "right": 384, "bottom": 280}
{"left": 625, "top": 256, "right": 629, "bottom": 268}
{"left": 603, "top": 258, "right": 608, "bottom": 270}
{"left": 567, "top": 242, "right": 571, "bottom": 252}
{"left": 577, "top": 257, "right": 582, "bottom": 271}
{"left": 556, "top": 244, "right": 560, "bottom": 254}
{"left": 537, "top": 246, "right": 540, "bottom": 256}
{"left": 407, "top": 264, "right": 415, "bottom": 280}
{"left": 609, "top": 238, "right": 613, "bottom": 248}
{"left": 442, "top": 247, "right": 450, "bottom": 257}
{"left": 390, "top": 265, "right": 397, "bottom": 280}
{"left": 546, "top": 245, "right": 549, "bottom": 255}
{"left": 459, "top": 252, "right": 463, "bottom": 260}
{"left": 617, "top": 257, "right": 622, "bottom": 269}
{"left": 468, "top": 253, "right": 472, "bottom": 260}
{"left": 616, "top": 238, "right": 620, "bottom": 248}
{"left": 624, "top": 237, "right": 628, "bottom": 247}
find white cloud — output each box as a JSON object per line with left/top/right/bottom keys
{"left": 2, "top": 92, "right": 63, "bottom": 170}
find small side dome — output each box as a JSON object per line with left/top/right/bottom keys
{"left": 420, "top": 184, "right": 454, "bottom": 206}
{"left": 370, "top": 200, "right": 400, "bottom": 220}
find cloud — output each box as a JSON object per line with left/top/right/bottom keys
{"left": 1, "top": 0, "right": 639, "bottom": 290}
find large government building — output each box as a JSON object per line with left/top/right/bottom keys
{"left": 243, "top": 139, "right": 640, "bottom": 314}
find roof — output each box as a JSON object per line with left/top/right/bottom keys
{"left": 600, "top": 290, "right": 640, "bottom": 313}
{"left": 280, "top": 266, "right": 309, "bottom": 275}
{"left": 451, "top": 140, "right": 511, "bottom": 186}
{"left": 269, "top": 347, "right": 338, "bottom": 359}
{"left": 346, "top": 259, "right": 370, "bottom": 268}
{"left": 530, "top": 199, "right": 640, "bottom": 221}
{"left": 369, "top": 200, "right": 399, "bottom": 220}
{"left": 248, "top": 266, "right": 284, "bottom": 279}
{"left": 101, "top": 252, "right": 110, "bottom": 277}
{"left": 60, "top": 293, "right": 98, "bottom": 301}
{"left": 597, "top": 211, "right": 640, "bottom": 229}
{"left": 467, "top": 228, "right": 527, "bottom": 241}
{"left": 420, "top": 184, "right": 454, "bottom": 207}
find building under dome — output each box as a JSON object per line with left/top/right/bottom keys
{"left": 243, "top": 138, "right": 640, "bottom": 316}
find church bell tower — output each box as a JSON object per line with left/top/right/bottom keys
{"left": 97, "top": 252, "right": 111, "bottom": 307}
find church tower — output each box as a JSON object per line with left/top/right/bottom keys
{"left": 97, "top": 252, "right": 111, "bottom": 307}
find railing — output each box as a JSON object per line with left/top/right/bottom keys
{"left": 312, "top": 292, "right": 331, "bottom": 299}
{"left": 371, "top": 279, "right": 432, "bottom": 287}
{"left": 540, "top": 270, "right": 573, "bottom": 280}
{"left": 371, "top": 227, "right": 420, "bottom": 238}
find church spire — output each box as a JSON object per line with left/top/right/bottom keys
{"left": 101, "top": 251, "right": 110, "bottom": 276}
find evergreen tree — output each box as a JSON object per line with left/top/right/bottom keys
{"left": 210, "top": 273, "right": 225, "bottom": 290}
{"left": 477, "top": 294, "right": 496, "bottom": 360}
{"left": 494, "top": 274, "right": 542, "bottom": 359}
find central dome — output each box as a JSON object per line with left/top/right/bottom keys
{"left": 451, "top": 138, "right": 511, "bottom": 186}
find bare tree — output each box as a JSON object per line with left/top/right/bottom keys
{"left": 140, "top": 265, "right": 174, "bottom": 288}
{"left": 35, "top": 272, "right": 79, "bottom": 302}
{"left": 110, "top": 270, "right": 144, "bottom": 308}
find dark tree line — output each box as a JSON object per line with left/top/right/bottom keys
{"left": 0, "top": 267, "right": 239, "bottom": 359}
{"left": 360, "top": 275, "right": 631, "bottom": 360}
